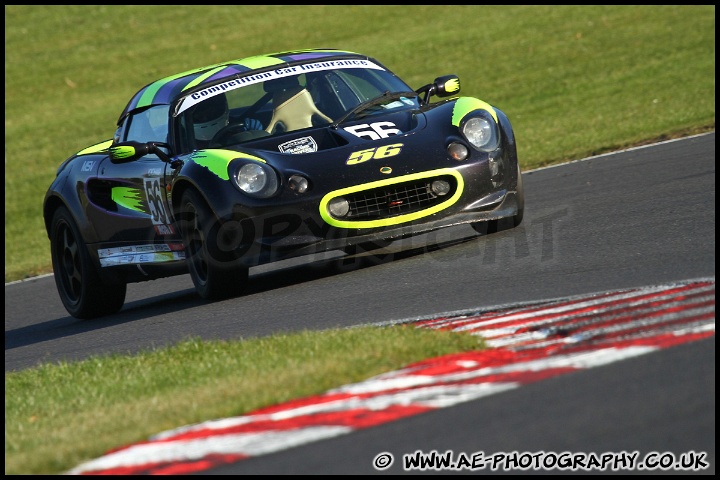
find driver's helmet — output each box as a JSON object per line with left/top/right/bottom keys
{"left": 193, "top": 94, "right": 229, "bottom": 141}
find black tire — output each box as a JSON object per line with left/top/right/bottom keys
{"left": 50, "top": 206, "right": 126, "bottom": 319}
{"left": 178, "top": 189, "right": 249, "bottom": 300}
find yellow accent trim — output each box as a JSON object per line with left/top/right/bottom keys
{"left": 189, "top": 149, "right": 266, "bottom": 181}
{"left": 111, "top": 187, "right": 144, "bottom": 212}
{"left": 77, "top": 139, "right": 113, "bottom": 156}
{"left": 319, "top": 168, "right": 464, "bottom": 229}
{"left": 452, "top": 97, "right": 498, "bottom": 125}
{"left": 445, "top": 78, "right": 460, "bottom": 93}
{"left": 201, "top": 148, "right": 266, "bottom": 163}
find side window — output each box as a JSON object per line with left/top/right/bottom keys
{"left": 326, "top": 72, "right": 362, "bottom": 111}
{"left": 307, "top": 73, "right": 344, "bottom": 120}
{"left": 125, "top": 105, "right": 170, "bottom": 144}
{"left": 113, "top": 125, "right": 123, "bottom": 144}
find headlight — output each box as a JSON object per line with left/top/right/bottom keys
{"left": 231, "top": 162, "right": 279, "bottom": 198}
{"left": 462, "top": 116, "right": 499, "bottom": 152}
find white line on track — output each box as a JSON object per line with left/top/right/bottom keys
{"left": 66, "top": 277, "right": 715, "bottom": 475}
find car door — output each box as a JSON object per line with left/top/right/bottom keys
{"left": 91, "top": 106, "right": 179, "bottom": 244}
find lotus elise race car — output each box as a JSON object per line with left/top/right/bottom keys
{"left": 44, "top": 49, "right": 524, "bottom": 319}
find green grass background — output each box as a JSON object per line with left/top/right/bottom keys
{"left": 4, "top": 5, "right": 715, "bottom": 475}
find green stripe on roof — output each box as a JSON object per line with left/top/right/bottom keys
{"left": 182, "top": 65, "right": 231, "bottom": 92}
{"left": 136, "top": 60, "right": 235, "bottom": 107}
{"left": 237, "top": 55, "right": 286, "bottom": 69}
{"left": 181, "top": 56, "right": 285, "bottom": 92}
{"left": 137, "top": 72, "right": 196, "bottom": 108}
{"left": 137, "top": 50, "right": 360, "bottom": 107}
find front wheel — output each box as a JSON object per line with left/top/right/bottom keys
{"left": 178, "top": 189, "right": 249, "bottom": 300}
{"left": 50, "top": 206, "right": 126, "bottom": 319}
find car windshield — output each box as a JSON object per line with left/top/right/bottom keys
{"left": 174, "top": 64, "right": 419, "bottom": 151}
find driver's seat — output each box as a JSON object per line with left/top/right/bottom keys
{"left": 265, "top": 86, "right": 332, "bottom": 134}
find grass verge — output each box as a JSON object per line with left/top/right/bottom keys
{"left": 5, "top": 326, "right": 483, "bottom": 474}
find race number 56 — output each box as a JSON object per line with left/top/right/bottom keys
{"left": 144, "top": 178, "right": 168, "bottom": 225}
{"left": 346, "top": 143, "right": 403, "bottom": 165}
{"left": 344, "top": 121, "right": 401, "bottom": 140}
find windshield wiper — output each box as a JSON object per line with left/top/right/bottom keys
{"left": 330, "top": 91, "right": 418, "bottom": 129}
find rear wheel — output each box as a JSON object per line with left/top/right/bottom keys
{"left": 178, "top": 189, "right": 249, "bottom": 300}
{"left": 50, "top": 206, "right": 126, "bottom": 319}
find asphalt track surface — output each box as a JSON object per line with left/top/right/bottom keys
{"left": 5, "top": 132, "right": 715, "bottom": 474}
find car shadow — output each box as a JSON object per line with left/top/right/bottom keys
{"left": 243, "top": 229, "right": 484, "bottom": 294}
{"left": 5, "top": 227, "right": 485, "bottom": 361}
{"left": 4, "top": 289, "right": 204, "bottom": 355}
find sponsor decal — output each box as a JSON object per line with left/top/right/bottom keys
{"left": 81, "top": 160, "right": 95, "bottom": 172}
{"left": 98, "top": 243, "right": 185, "bottom": 267}
{"left": 154, "top": 224, "right": 175, "bottom": 235}
{"left": 278, "top": 136, "right": 318, "bottom": 154}
{"left": 98, "top": 244, "right": 172, "bottom": 258}
{"left": 380, "top": 166, "right": 392, "bottom": 174}
{"left": 177, "top": 59, "right": 385, "bottom": 114}
{"left": 99, "top": 252, "right": 185, "bottom": 267}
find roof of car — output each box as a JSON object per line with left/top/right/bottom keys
{"left": 119, "top": 49, "right": 365, "bottom": 122}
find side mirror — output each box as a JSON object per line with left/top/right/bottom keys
{"left": 109, "top": 141, "right": 173, "bottom": 164}
{"left": 433, "top": 75, "right": 460, "bottom": 98}
{"left": 415, "top": 75, "right": 460, "bottom": 105}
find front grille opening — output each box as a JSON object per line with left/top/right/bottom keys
{"left": 344, "top": 175, "right": 457, "bottom": 220}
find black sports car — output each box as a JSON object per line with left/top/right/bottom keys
{"left": 44, "top": 49, "right": 524, "bottom": 319}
